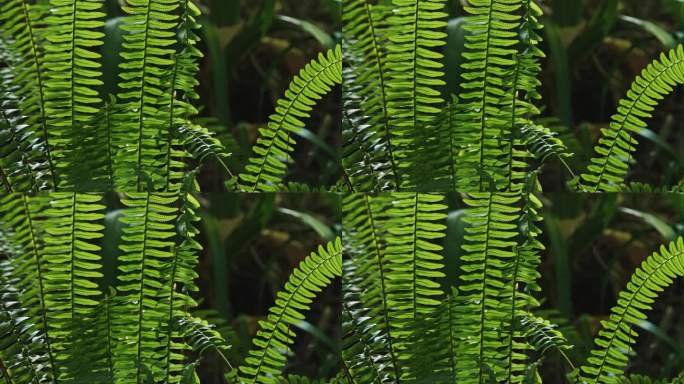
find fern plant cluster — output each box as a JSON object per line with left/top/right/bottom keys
{"left": 341, "top": 191, "right": 684, "bottom": 384}
{"left": 0, "top": 192, "right": 347, "bottom": 384}
{"left": 341, "top": 0, "right": 684, "bottom": 193}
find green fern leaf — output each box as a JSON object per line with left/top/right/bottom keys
{"left": 238, "top": 46, "right": 342, "bottom": 192}
{"left": 341, "top": 0, "right": 398, "bottom": 190}
{"left": 113, "top": 0, "right": 182, "bottom": 191}
{"left": 112, "top": 193, "right": 180, "bottom": 382}
{"left": 579, "top": 237, "right": 684, "bottom": 384}
{"left": 43, "top": 0, "right": 105, "bottom": 190}
{"left": 579, "top": 45, "right": 684, "bottom": 192}
{"left": 0, "top": 2, "right": 57, "bottom": 189}
{"left": 238, "top": 238, "right": 342, "bottom": 383}
{"left": 342, "top": 194, "right": 400, "bottom": 383}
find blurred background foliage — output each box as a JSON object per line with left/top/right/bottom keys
{"left": 443, "top": 0, "right": 684, "bottom": 190}
{"left": 99, "top": 0, "right": 341, "bottom": 190}
{"left": 442, "top": 192, "right": 684, "bottom": 382}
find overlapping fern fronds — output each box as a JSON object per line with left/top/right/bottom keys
{"left": 0, "top": 1, "right": 55, "bottom": 190}
{"left": 384, "top": 0, "right": 447, "bottom": 190}
{"left": 579, "top": 237, "right": 684, "bottom": 384}
{"left": 453, "top": 0, "right": 524, "bottom": 191}
{"left": 112, "top": 0, "right": 182, "bottom": 191}
{"left": 43, "top": 0, "right": 106, "bottom": 190}
{"left": 454, "top": 192, "right": 523, "bottom": 383}
{"left": 579, "top": 45, "right": 684, "bottom": 192}
{"left": 238, "top": 238, "right": 342, "bottom": 383}
{"left": 0, "top": 192, "right": 211, "bottom": 383}
{"left": 238, "top": 46, "right": 342, "bottom": 192}
{"left": 341, "top": 194, "right": 399, "bottom": 383}
{"left": 341, "top": 0, "right": 397, "bottom": 191}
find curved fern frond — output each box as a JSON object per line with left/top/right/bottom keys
{"left": 0, "top": 1, "right": 57, "bottom": 189}
{"left": 113, "top": 0, "right": 181, "bottom": 191}
{"left": 579, "top": 237, "right": 684, "bottom": 384}
{"left": 579, "top": 45, "right": 684, "bottom": 192}
{"left": 238, "top": 238, "right": 342, "bottom": 383}
{"left": 177, "top": 123, "right": 231, "bottom": 174}
{"left": 43, "top": 0, "right": 105, "bottom": 190}
{"left": 177, "top": 315, "right": 230, "bottom": 357}
{"left": 517, "top": 313, "right": 573, "bottom": 360}
{"left": 238, "top": 46, "right": 342, "bottom": 192}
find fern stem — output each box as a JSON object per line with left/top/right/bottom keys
{"left": 477, "top": 2, "right": 496, "bottom": 192}
{"left": 363, "top": 196, "right": 401, "bottom": 381}
{"left": 104, "top": 293, "right": 114, "bottom": 384}
{"left": 477, "top": 194, "right": 494, "bottom": 384}
{"left": 163, "top": 244, "right": 179, "bottom": 383}
{"left": 105, "top": 98, "right": 114, "bottom": 190}
{"left": 134, "top": 194, "right": 151, "bottom": 383}
{"left": 410, "top": 193, "right": 418, "bottom": 320}
{"left": 163, "top": 58, "right": 181, "bottom": 191}
{"left": 446, "top": 292, "right": 457, "bottom": 379}
{"left": 0, "top": 165, "right": 11, "bottom": 193}
{"left": 19, "top": 0, "right": 58, "bottom": 190}
{"left": 504, "top": 246, "right": 522, "bottom": 383}
{"left": 21, "top": 196, "right": 58, "bottom": 383}
{"left": 447, "top": 101, "right": 456, "bottom": 191}
{"left": 0, "top": 356, "right": 12, "bottom": 384}
{"left": 340, "top": 348, "right": 360, "bottom": 384}
{"left": 135, "top": 2, "right": 154, "bottom": 192}
{"left": 505, "top": 59, "right": 521, "bottom": 191}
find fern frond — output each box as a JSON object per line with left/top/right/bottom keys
{"left": 176, "top": 315, "right": 230, "bottom": 357}
{"left": 341, "top": 0, "right": 398, "bottom": 190}
{"left": 454, "top": 0, "right": 525, "bottom": 191}
{"left": 238, "top": 238, "right": 342, "bottom": 383}
{"left": 454, "top": 192, "right": 522, "bottom": 383}
{"left": 177, "top": 123, "right": 231, "bottom": 173}
{"left": 37, "top": 193, "right": 105, "bottom": 381}
{"left": 342, "top": 194, "right": 399, "bottom": 383}
{"left": 0, "top": 39, "right": 44, "bottom": 192}
{"left": 579, "top": 237, "right": 684, "bottom": 384}
{"left": 112, "top": 193, "right": 179, "bottom": 382}
{"left": 0, "top": 194, "right": 57, "bottom": 381}
{"left": 517, "top": 313, "right": 573, "bottom": 358}
{"left": 238, "top": 46, "right": 342, "bottom": 192}
{"left": 43, "top": 0, "right": 105, "bottom": 190}
{"left": 385, "top": 0, "right": 447, "bottom": 190}
{"left": 113, "top": 0, "right": 181, "bottom": 191}
{"left": 579, "top": 45, "right": 684, "bottom": 192}
{"left": 381, "top": 193, "right": 447, "bottom": 381}
{"left": 0, "top": 2, "right": 57, "bottom": 189}
{"left": 158, "top": 0, "right": 204, "bottom": 191}
{"left": 0, "top": 257, "right": 53, "bottom": 384}
{"left": 159, "top": 192, "right": 202, "bottom": 383}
